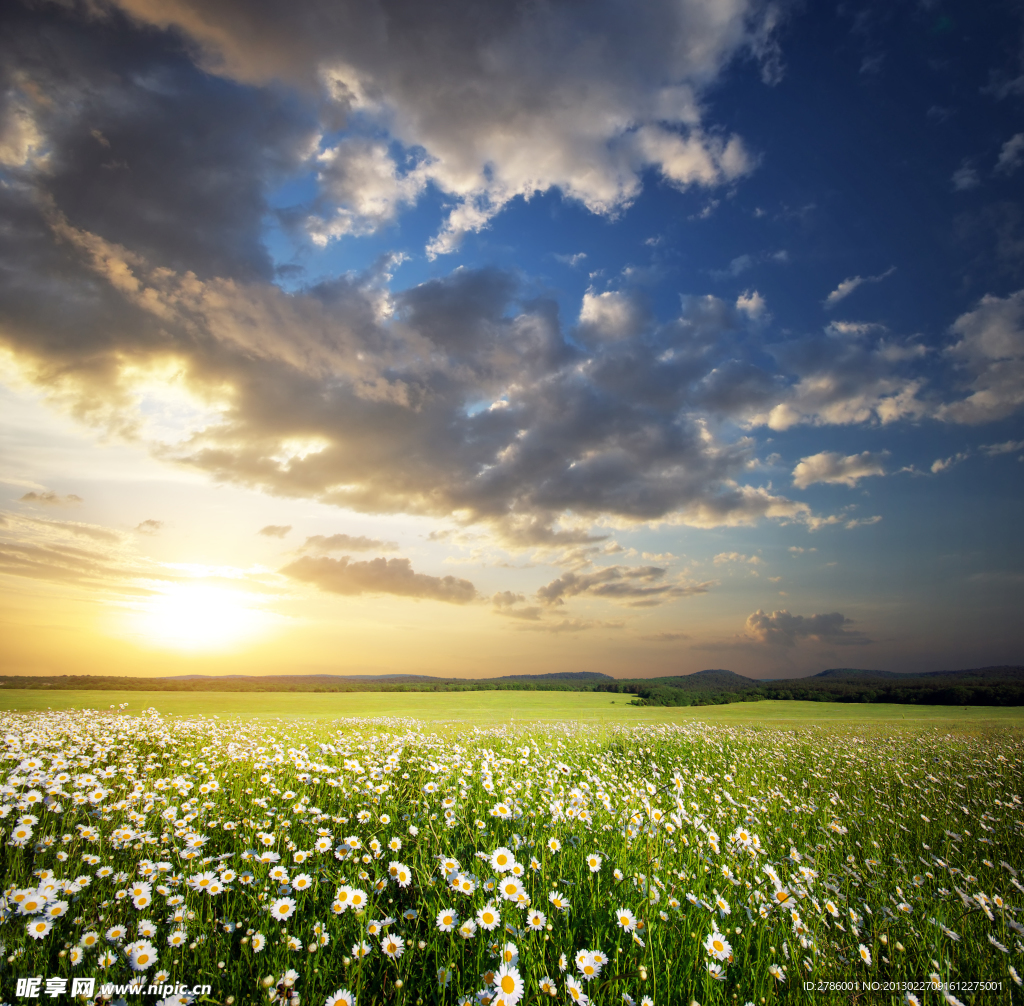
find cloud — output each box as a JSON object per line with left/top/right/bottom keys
{"left": 844, "top": 514, "right": 881, "bottom": 529}
{"left": 536, "top": 564, "right": 712, "bottom": 608}
{"left": 577, "top": 290, "right": 648, "bottom": 342}
{"left": 824, "top": 267, "right": 895, "bottom": 308}
{"left": 930, "top": 452, "right": 969, "bottom": 473}
{"left": 639, "top": 631, "right": 691, "bottom": 641}
{"left": 134, "top": 519, "right": 164, "bottom": 535}
{"left": 735, "top": 289, "right": 768, "bottom": 321}
{"left": 938, "top": 290, "right": 1024, "bottom": 423}
{"left": 19, "top": 491, "right": 83, "bottom": 506}
{"left": 996, "top": 133, "right": 1024, "bottom": 175}
{"left": 0, "top": 3, "right": 934, "bottom": 547}
{"left": 553, "top": 252, "right": 587, "bottom": 267}
{"left": 791, "top": 450, "right": 886, "bottom": 489}
{"left": 713, "top": 552, "right": 761, "bottom": 564}
{"left": 258, "top": 525, "right": 293, "bottom": 538}
{"left": 982, "top": 439, "right": 1024, "bottom": 456}
{"left": 88, "top": 0, "right": 774, "bottom": 256}
{"left": 951, "top": 164, "right": 980, "bottom": 191}
{"left": 744, "top": 324, "right": 928, "bottom": 430}
{"left": 280, "top": 554, "right": 476, "bottom": 603}
{"left": 514, "top": 617, "right": 625, "bottom": 634}
{"left": 745, "top": 608, "right": 869, "bottom": 646}
{"left": 302, "top": 533, "right": 397, "bottom": 553}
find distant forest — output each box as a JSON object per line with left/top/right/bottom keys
{"left": 2, "top": 665, "right": 1023, "bottom": 706}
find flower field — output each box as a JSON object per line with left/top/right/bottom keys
{"left": 1, "top": 708, "right": 1022, "bottom": 1006}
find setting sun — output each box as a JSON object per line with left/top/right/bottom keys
{"left": 128, "top": 584, "right": 271, "bottom": 652}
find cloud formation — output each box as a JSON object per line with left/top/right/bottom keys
{"left": 96, "top": 0, "right": 774, "bottom": 254}
{"left": 280, "top": 555, "right": 477, "bottom": 603}
{"left": 745, "top": 608, "right": 869, "bottom": 646}
{"left": 791, "top": 450, "right": 886, "bottom": 489}
{"left": 939, "top": 289, "right": 1024, "bottom": 423}
{"left": 258, "top": 525, "right": 293, "bottom": 538}
{"left": 19, "top": 491, "right": 83, "bottom": 506}
{"left": 301, "top": 533, "right": 397, "bottom": 553}
{"left": 536, "top": 565, "right": 713, "bottom": 608}
{"left": 824, "top": 267, "right": 895, "bottom": 308}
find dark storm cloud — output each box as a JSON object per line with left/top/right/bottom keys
{"left": 280, "top": 555, "right": 477, "bottom": 603}
{"left": 0, "top": 2, "right": 314, "bottom": 282}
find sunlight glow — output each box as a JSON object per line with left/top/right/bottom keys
{"left": 130, "top": 584, "right": 272, "bottom": 652}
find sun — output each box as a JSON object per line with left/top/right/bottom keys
{"left": 130, "top": 583, "right": 271, "bottom": 652}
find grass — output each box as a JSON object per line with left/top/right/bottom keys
{"left": 2, "top": 689, "right": 1024, "bottom": 732}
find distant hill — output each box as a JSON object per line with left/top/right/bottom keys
{"left": 492, "top": 672, "right": 613, "bottom": 682}
{"left": 1, "top": 665, "right": 1022, "bottom": 705}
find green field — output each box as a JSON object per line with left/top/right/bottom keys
{"left": 1, "top": 688, "right": 1022, "bottom": 731}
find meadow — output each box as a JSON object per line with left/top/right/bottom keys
{"left": 3, "top": 690, "right": 1024, "bottom": 732}
{"left": 0, "top": 701, "right": 1022, "bottom": 1006}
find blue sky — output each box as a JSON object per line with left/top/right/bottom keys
{"left": 0, "top": 0, "right": 1021, "bottom": 678}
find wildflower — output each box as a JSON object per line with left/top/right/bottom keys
{"left": 291, "top": 873, "right": 313, "bottom": 891}
{"left": 324, "top": 990, "right": 355, "bottom": 1006}
{"left": 126, "top": 939, "right": 158, "bottom": 970}
{"left": 27, "top": 918, "right": 53, "bottom": 939}
{"left": 491, "top": 847, "right": 515, "bottom": 872}
{"left": 478, "top": 905, "right": 501, "bottom": 930}
{"left": 587, "top": 853, "right": 602, "bottom": 872}
{"left": 565, "top": 976, "right": 588, "bottom": 1004}
{"left": 547, "top": 837, "right": 561, "bottom": 853}
{"left": 459, "top": 919, "right": 478, "bottom": 939}
{"left": 437, "top": 908, "right": 458, "bottom": 932}
{"left": 707, "top": 962, "right": 726, "bottom": 980}
{"left": 858, "top": 944, "right": 872, "bottom": 966}
{"left": 499, "top": 877, "right": 525, "bottom": 902}
{"left": 538, "top": 976, "right": 556, "bottom": 995}
{"left": 704, "top": 931, "right": 732, "bottom": 961}
{"left": 270, "top": 897, "right": 297, "bottom": 920}
{"left": 494, "top": 964, "right": 524, "bottom": 1004}
{"left": 251, "top": 932, "right": 266, "bottom": 952}
{"left": 527, "top": 909, "right": 547, "bottom": 930}
{"left": 577, "top": 951, "right": 603, "bottom": 981}
{"left": 768, "top": 963, "right": 785, "bottom": 982}
{"left": 548, "top": 890, "right": 570, "bottom": 912}
{"left": 80, "top": 931, "right": 99, "bottom": 948}
{"left": 381, "top": 934, "right": 404, "bottom": 959}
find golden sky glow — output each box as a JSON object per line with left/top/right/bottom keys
{"left": 2, "top": 0, "right": 1022, "bottom": 681}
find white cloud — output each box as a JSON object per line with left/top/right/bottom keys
{"left": 982, "top": 439, "right": 1024, "bottom": 456}
{"left": 951, "top": 164, "right": 980, "bottom": 191}
{"left": 792, "top": 450, "right": 886, "bottom": 489}
{"left": 103, "top": 0, "right": 774, "bottom": 255}
{"left": 308, "top": 138, "right": 429, "bottom": 242}
{"left": 736, "top": 289, "right": 767, "bottom": 321}
{"left": 578, "top": 289, "right": 647, "bottom": 341}
{"left": 995, "top": 133, "right": 1024, "bottom": 175}
{"left": 824, "top": 266, "right": 895, "bottom": 308}
{"left": 930, "top": 452, "right": 969, "bottom": 473}
{"left": 939, "top": 289, "right": 1024, "bottom": 423}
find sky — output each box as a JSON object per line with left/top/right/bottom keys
{"left": 1, "top": 0, "right": 1023, "bottom": 681}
